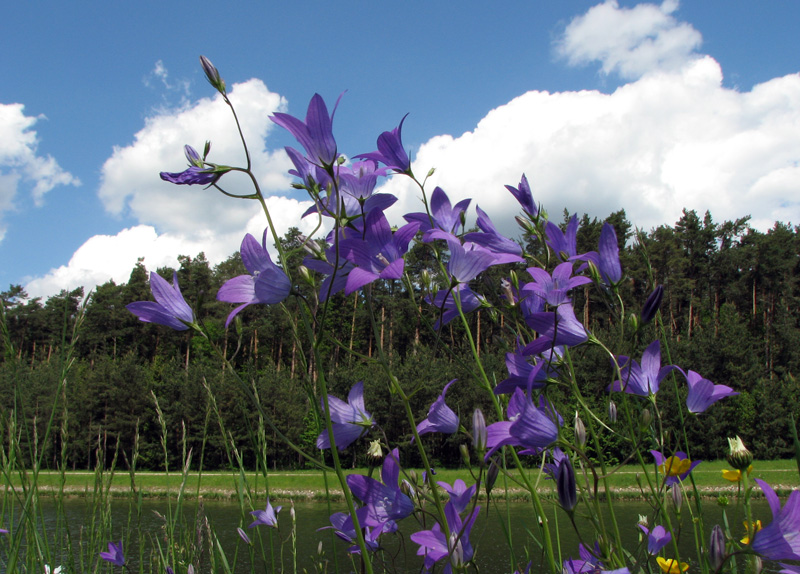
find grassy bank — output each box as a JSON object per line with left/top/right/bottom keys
{"left": 7, "top": 459, "right": 799, "bottom": 501}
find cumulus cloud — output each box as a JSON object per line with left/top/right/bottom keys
{"left": 556, "top": 0, "right": 702, "bottom": 80}
{"left": 24, "top": 195, "right": 315, "bottom": 299}
{"left": 382, "top": 56, "right": 800, "bottom": 237}
{"left": 26, "top": 79, "right": 311, "bottom": 298}
{"left": 0, "top": 103, "right": 80, "bottom": 241}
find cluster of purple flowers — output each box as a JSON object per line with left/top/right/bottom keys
{"left": 123, "top": 58, "right": 800, "bottom": 573}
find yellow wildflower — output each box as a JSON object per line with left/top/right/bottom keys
{"left": 740, "top": 519, "right": 762, "bottom": 544}
{"left": 657, "top": 557, "right": 689, "bottom": 573}
{"left": 660, "top": 456, "right": 692, "bottom": 477}
{"left": 721, "top": 464, "right": 753, "bottom": 482}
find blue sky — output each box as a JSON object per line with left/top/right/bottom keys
{"left": 2, "top": 1, "right": 800, "bottom": 299}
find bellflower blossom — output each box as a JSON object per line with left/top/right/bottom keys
{"left": 347, "top": 448, "right": 414, "bottom": 529}
{"left": 339, "top": 210, "right": 419, "bottom": 294}
{"left": 339, "top": 160, "right": 387, "bottom": 200}
{"left": 523, "top": 261, "right": 592, "bottom": 307}
{"left": 127, "top": 272, "right": 194, "bottom": 331}
{"left": 417, "top": 380, "right": 459, "bottom": 436}
{"left": 445, "top": 237, "right": 500, "bottom": 284}
{"left": 546, "top": 214, "right": 579, "bottom": 262}
{"left": 576, "top": 223, "right": 623, "bottom": 285}
{"left": 249, "top": 499, "right": 282, "bottom": 528}
{"left": 316, "top": 381, "right": 374, "bottom": 450}
{"left": 682, "top": 369, "right": 738, "bottom": 413}
{"left": 271, "top": 93, "right": 342, "bottom": 167}
{"left": 493, "top": 349, "right": 553, "bottom": 395}
{"left": 485, "top": 388, "right": 560, "bottom": 458}
{"left": 638, "top": 524, "right": 672, "bottom": 555}
{"left": 523, "top": 304, "right": 588, "bottom": 356}
{"left": 562, "top": 543, "right": 631, "bottom": 574}
{"left": 610, "top": 340, "right": 678, "bottom": 397}
{"left": 426, "top": 284, "right": 484, "bottom": 329}
{"left": 405, "top": 186, "right": 470, "bottom": 237}
{"left": 438, "top": 479, "right": 477, "bottom": 514}
{"left": 410, "top": 501, "right": 480, "bottom": 574}
{"left": 303, "top": 245, "right": 355, "bottom": 302}
{"left": 462, "top": 206, "right": 524, "bottom": 264}
{"left": 356, "top": 114, "right": 412, "bottom": 174}
{"left": 217, "top": 231, "right": 292, "bottom": 327}
{"left": 322, "top": 508, "right": 382, "bottom": 554}
{"left": 752, "top": 479, "right": 800, "bottom": 561}
{"left": 505, "top": 173, "right": 538, "bottom": 218}
{"left": 99, "top": 540, "right": 125, "bottom": 566}
{"left": 160, "top": 145, "right": 226, "bottom": 186}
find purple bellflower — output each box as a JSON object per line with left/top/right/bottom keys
{"left": 249, "top": 498, "right": 282, "bottom": 528}
{"left": 610, "top": 340, "right": 678, "bottom": 397}
{"left": 316, "top": 381, "right": 374, "bottom": 450}
{"left": 556, "top": 455, "right": 578, "bottom": 512}
{"left": 523, "top": 262, "right": 592, "bottom": 307}
{"left": 356, "top": 114, "right": 412, "bottom": 174}
{"left": 410, "top": 501, "right": 480, "bottom": 574}
{"left": 445, "top": 237, "right": 499, "bottom": 284}
{"left": 217, "top": 231, "right": 291, "bottom": 327}
{"left": 303, "top": 245, "right": 356, "bottom": 302}
{"left": 160, "top": 145, "right": 226, "bottom": 186}
{"left": 682, "top": 369, "right": 738, "bottom": 413}
{"left": 417, "top": 380, "right": 459, "bottom": 436}
{"left": 563, "top": 543, "right": 631, "bottom": 574}
{"left": 575, "top": 223, "right": 623, "bottom": 285}
{"left": 638, "top": 524, "right": 673, "bottom": 555}
{"left": 438, "top": 479, "right": 477, "bottom": 514}
{"left": 651, "top": 450, "right": 701, "bottom": 486}
{"left": 752, "top": 479, "right": 800, "bottom": 561}
{"left": 505, "top": 174, "right": 538, "bottom": 218}
{"left": 485, "top": 388, "right": 560, "bottom": 459}
{"left": 462, "top": 206, "right": 524, "bottom": 264}
{"left": 99, "top": 540, "right": 125, "bottom": 566}
{"left": 339, "top": 210, "right": 419, "bottom": 294}
{"left": 272, "top": 93, "right": 342, "bottom": 167}
{"left": 404, "top": 186, "right": 471, "bottom": 237}
{"left": 494, "top": 349, "right": 553, "bottom": 395}
{"left": 426, "top": 284, "right": 484, "bottom": 329}
{"left": 339, "top": 160, "right": 387, "bottom": 200}
{"left": 546, "top": 214, "right": 579, "bottom": 262}
{"left": 523, "top": 304, "right": 588, "bottom": 356}
{"left": 347, "top": 448, "right": 414, "bottom": 529}
{"left": 127, "top": 272, "right": 194, "bottom": 331}
{"left": 322, "top": 508, "right": 382, "bottom": 554}
{"left": 641, "top": 285, "right": 664, "bottom": 324}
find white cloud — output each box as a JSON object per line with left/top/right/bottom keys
{"left": 0, "top": 103, "right": 80, "bottom": 240}
{"left": 382, "top": 56, "right": 800, "bottom": 238}
{"left": 556, "top": 0, "right": 702, "bottom": 80}
{"left": 25, "top": 80, "right": 313, "bottom": 298}
{"left": 23, "top": 195, "right": 315, "bottom": 299}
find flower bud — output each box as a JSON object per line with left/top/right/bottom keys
{"left": 709, "top": 524, "right": 725, "bottom": 570}
{"left": 460, "top": 443, "right": 471, "bottom": 466}
{"left": 199, "top": 55, "right": 226, "bottom": 94}
{"left": 184, "top": 145, "right": 204, "bottom": 167}
{"left": 637, "top": 514, "right": 648, "bottom": 528}
{"left": 298, "top": 265, "right": 313, "bottom": 284}
{"left": 473, "top": 408, "right": 487, "bottom": 454}
{"left": 641, "top": 285, "right": 664, "bottom": 324}
{"left": 671, "top": 484, "right": 682, "bottom": 512}
{"left": 574, "top": 412, "right": 586, "bottom": 448}
{"left": 485, "top": 459, "right": 500, "bottom": 495}
{"left": 500, "top": 278, "right": 515, "bottom": 306}
{"left": 726, "top": 436, "right": 753, "bottom": 470}
{"left": 641, "top": 408, "right": 652, "bottom": 427}
{"left": 367, "top": 440, "right": 383, "bottom": 460}
{"left": 203, "top": 140, "right": 212, "bottom": 160}
{"left": 427, "top": 167, "right": 436, "bottom": 178}
{"left": 608, "top": 401, "right": 617, "bottom": 423}
{"left": 556, "top": 456, "right": 577, "bottom": 512}
{"left": 753, "top": 556, "right": 763, "bottom": 574}
{"left": 628, "top": 312, "right": 640, "bottom": 332}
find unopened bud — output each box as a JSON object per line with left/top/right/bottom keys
{"left": 318, "top": 541, "right": 323, "bottom": 555}
{"left": 427, "top": 167, "right": 436, "bottom": 178}
{"left": 641, "top": 285, "right": 664, "bottom": 325}
{"left": 500, "top": 278, "right": 515, "bottom": 306}
{"left": 184, "top": 145, "right": 204, "bottom": 167}
{"left": 473, "top": 409, "right": 487, "bottom": 454}
{"left": 203, "top": 140, "right": 212, "bottom": 160}
{"left": 574, "top": 412, "right": 586, "bottom": 448}
{"left": 298, "top": 265, "right": 312, "bottom": 283}
{"left": 608, "top": 401, "right": 617, "bottom": 423}
{"left": 628, "top": 313, "right": 640, "bottom": 332}
{"left": 753, "top": 556, "right": 763, "bottom": 574}
{"left": 199, "top": 55, "right": 226, "bottom": 94}
{"left": 726, "top": 436, "right": 753, "bottom": 470}
{"left": 556, "top": 456, "right": 577, "bottom": 512}
{"left": 367, "top": 440, "right": 383, "bottom": 460}
{"left": 641, "top": 408, "right": 652, "bottom": 427}
{"left": 709, "top": 524, "right": 725, "bottom": 570}
{"left": 671, "top": 484, "right": 683, "bottom": 512}
{"left": 485, "top": 459, "right": 500, "bottom": 495}
{"left": 460, "top": 444, "right": 471, "bottom": 466}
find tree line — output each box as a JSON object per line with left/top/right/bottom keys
{"left": 2, "top": 208, "right": 799, "bottom": 472}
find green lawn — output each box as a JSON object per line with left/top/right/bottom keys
{"left": 7, "top": 459, "right": 798, "bottom": 501}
